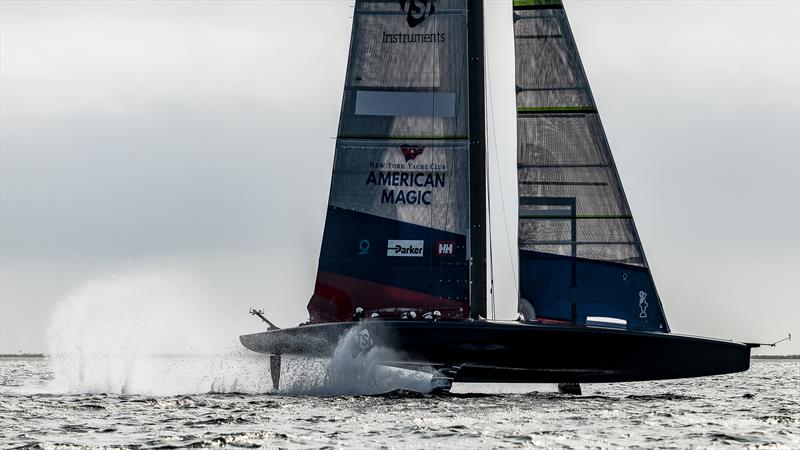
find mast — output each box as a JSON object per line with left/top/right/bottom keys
{"left": 467, "top": 0, "right": 487, "bottom": 319}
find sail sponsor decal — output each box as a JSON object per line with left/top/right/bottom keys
{"left": 365, "top": 170, "right": 444, "bottom": 205}
{"left": 328, "top": 143, "right": 468, "bottom": 235}
{"left": 387, "top": 239, "right": 424, "bottom": 257}
{"left": 638, "top": 291, "right": 648, "bottom": 318}
{"left": 435, "top": 240, "right": 455, "bottom": 256}
{"left": 399, "top": 0, "right": 435, "bottom": 28}
{"left": 382, "top": 31, "right": 446, "bottom": 44}
{"left": 380, "top": 1, "right": 447, "bottom": 44}
{"left": 364, "top": 145, "right": 449, "bottom": 206}
{"left": 358, "top": 239, "right": 370, "bottom": 255}
{"left": 401, "top": 145, "right": 424, "bottom": 161}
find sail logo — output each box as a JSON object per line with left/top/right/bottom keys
{"left": 358, "top": 239, "right": 370, "bottom": 255}
{"left": 387, "top": 239, "right": 424, "bottom": 257}
{"left": 364, "top": 159, "right": 445, "bottom": 205}
{"left": 435, "top": 240, "right": 455, "bottom": 256}
{"left": 382, "top": 1, "right": 446, "bottom": 44}
{"left": 639, "top": 291, "right": 648, "bottom": 319}
{"left": 401, "top": 145, "right": 425, "bottom": 161}
{"left": 399, "top": 0, "right": 435, "bottom": 28}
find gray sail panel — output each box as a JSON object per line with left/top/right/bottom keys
{"left": 338, "top": 1, "right": 469, "bottom": 140}
{"left": 514, "top": 5, "right": 591, "bottom": 108}
{"left": 513, "top": 1, "right": 669, "bottom": 331}
{"left": 514, "top": 4, "right": 642, "bottom": 264}
{"left": 329, "top": 139, "right": 469, "bottom": 235}
{"left": 333, "top": 0, "right": 470, "bottom": 232}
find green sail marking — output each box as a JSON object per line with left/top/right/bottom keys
{"left": 513, "top": 0, "right": 564, "bottom": 9}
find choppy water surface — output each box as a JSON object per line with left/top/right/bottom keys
{"left": 1, "top": 357, "right": 798, "bottom": 449}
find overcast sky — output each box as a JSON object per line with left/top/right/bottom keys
{"left": 1, "top": 0, "right": 798, "bottom": 355}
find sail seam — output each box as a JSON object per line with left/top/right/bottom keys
{"left": 336, "top": 135, "right": 468, "bottom": 141}
{"left": 518, "top": 164, "right": 608, "bottom": 168}
{"left": 517, "top": 86, "right": 585, "bottom": 92}
{"left": 518, "top": 181, "right": 608, "bottom": 186}
{"left": 517, "top": 106, "right": 598, "bottom": 114}
{"left": 522, "top": 241, "right": 641, "bottom": 245}
{"left": 519, "top": 215, "right": 633, "bottom": 220}
{"left": 515, "top": 34, "right": 564, "bottom": 39}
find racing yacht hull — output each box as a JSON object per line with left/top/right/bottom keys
{"left": 239, "top": 320, "right": 750, "bottom": 383}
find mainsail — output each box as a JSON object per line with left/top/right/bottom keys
{"left": 307, "top": 0, "right": 475, "bottom": 323}
{"left": 513, "top": 0, "right": 669, "bottom": 331}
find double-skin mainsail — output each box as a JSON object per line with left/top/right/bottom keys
{"left": 307, "top": 0, "right": 488, "bottom": 323}
{"left": 308, "top": 0, "right": 667, "bottom": 331}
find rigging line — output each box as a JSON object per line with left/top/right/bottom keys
{"left": 485, "top": 34, "right": 520, "bottom": 301}
{"left": 484, "top": 32, "right": 495, "bottom": 321}
{"left": 483, "top": 38, "right": 496, "bottom": 320}
{"left": 427, "top": 13, "right": 437, "bottom": 315}
{"left": 485, "top": 94, "right": 495, "bottom": 318}
{"left": 480, "top": 10, "right": 495, "bottom": 320}
{"left": 487, "top": 159, "right": 497, "bottom": 320}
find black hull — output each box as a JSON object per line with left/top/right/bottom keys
{"left": 239, "top": 321, "right": 750, "bottom": 383}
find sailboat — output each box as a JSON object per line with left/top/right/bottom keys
{"left": 240, "top": 0, "right": 752, "bottom": 392}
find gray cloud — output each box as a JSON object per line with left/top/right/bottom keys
{"left": 1, "top": 1, "right": 797, "bottom": 355}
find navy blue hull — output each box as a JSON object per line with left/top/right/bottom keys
{"left": 240, "top": 320, "right": 750, "bottom": 383}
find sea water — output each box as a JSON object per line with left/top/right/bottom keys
{"left": 1, "top": 356, "right": 798, "bottom": 448}
{"left": 1, "top": 270, "right": 798, "bottom": 448}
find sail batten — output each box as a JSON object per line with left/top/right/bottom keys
{"left": 514, "top": 2, "right": 669, "bottom": 331}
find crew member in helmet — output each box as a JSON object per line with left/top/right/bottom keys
{"left": 352, "top": 306, "right": 365, "bottom": 321}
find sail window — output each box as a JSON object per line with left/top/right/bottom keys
{"left": 355, "top": 90, "right": 456, "bottom": 117}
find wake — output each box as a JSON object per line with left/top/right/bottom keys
{"left": 41, "top": 268, "right": 432, "bottom": 396}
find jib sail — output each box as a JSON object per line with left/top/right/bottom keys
{"left": 307, "top": 0, "right": 472, "bottom": 323}
{"left": 513, "top": 0, "right": 669, "bottom": 331}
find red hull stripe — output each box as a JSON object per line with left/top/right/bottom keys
{"left": 308, "top": 271, "right": 468, "bottom": 323}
